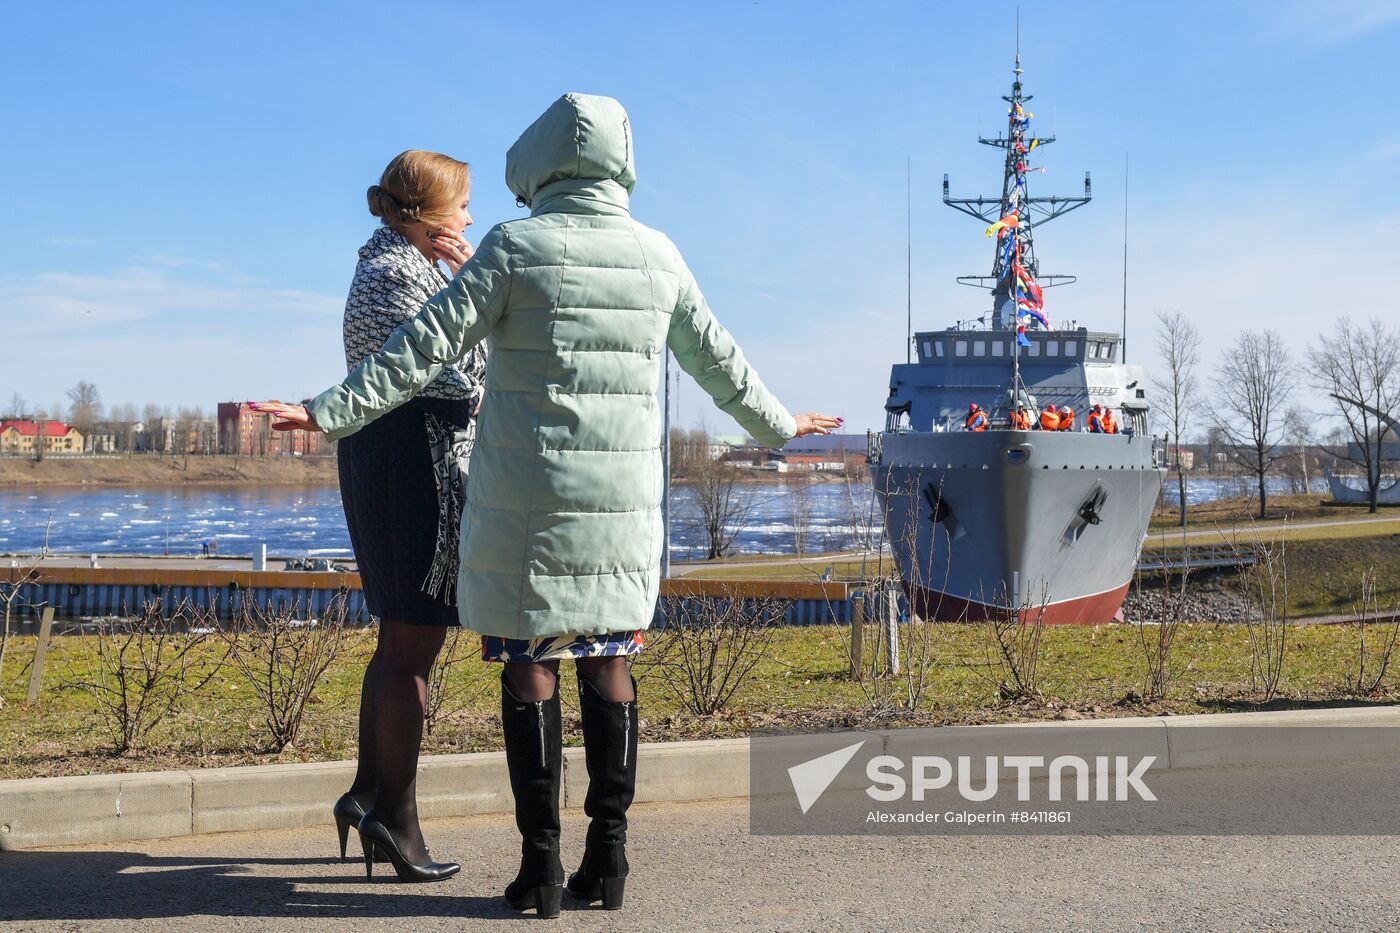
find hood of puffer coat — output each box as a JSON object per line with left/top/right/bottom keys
{"left": 505, "top": 93, "right": 636, "bottom": 211}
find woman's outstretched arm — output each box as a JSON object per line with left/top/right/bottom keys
{"left": 257, "top": 226, "right": 513, "bottom": 440}
{"left": 666, "top": 261, "right": 840, "bottom": 444}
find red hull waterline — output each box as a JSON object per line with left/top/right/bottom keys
{"left": 907, "top": 581, "right": 1132, "bottom": 626}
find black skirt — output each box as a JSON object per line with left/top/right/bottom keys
{"left": 337, "top": 396, "right": 475, "bottom": 625}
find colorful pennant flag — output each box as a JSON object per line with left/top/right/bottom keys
{"left": 984, "top": 211, "right": 1020, "bottom": 237}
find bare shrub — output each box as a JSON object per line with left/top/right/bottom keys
{"left": 640, "top": 590, "right": 785, "bottom": 716}
{"left": 1240, "top": 529, "right": 1289, "bottom": 701}
{"left": 64, "top": 602, "right": 225, "bottom": 753}
{"left": 836, "top": 472, "right": 952, "bottom": 715}
{"left": 425, "top": 627, "right": 491, "bottom": 737}
{"left": 1, "top": 567, "right": 43, "bottom": 706}
{"left": 846, "top": 575, "right": 943, "bottom": 716}
{"left": 1136, "top": 565, "right": 1190, "bottom": 700}
{"left": 1344, "top": 567, "right": 1400, "bottom": 696}
{"left": 1, "top": 521, "right": 50, "bottom": 705}
{"left": 976, "top": 583, "right": 1048, "bottom": 702}
{"left": 219, "top": 593, "right": 351, "bottom": 752}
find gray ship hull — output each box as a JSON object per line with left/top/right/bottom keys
{"left": 872, "top": 430, "right": 1164, "bottom": 625}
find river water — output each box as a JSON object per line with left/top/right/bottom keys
{"left": 0, "top": 482, "right": 880, "bottom": 561}
{"left": 0, "top": 474, "right": 1335, "bottom": 560}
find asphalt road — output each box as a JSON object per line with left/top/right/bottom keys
{"left": 4, "top": 759, "right": 1400, "bottom": 932}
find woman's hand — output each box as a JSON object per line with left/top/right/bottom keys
{"left": 793, "top": 413, "right": 843, "bottom": 438}
{"left": 429, "top": 229, "right": 475, "bottom": 275}
{"left": 247, "top": 400, "right": 322, "bottom": 433}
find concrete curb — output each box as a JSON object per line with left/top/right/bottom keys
{"left": 2, "top": 707, "right": 1397, "bottom": 851}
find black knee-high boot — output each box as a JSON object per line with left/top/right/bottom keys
{"left": 565, "top": 676, "right": 638, "bottom": 910}
{"left": 501, "top": 673, "right": 565, "bottom": 918}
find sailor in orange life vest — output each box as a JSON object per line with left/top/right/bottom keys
{"left": 1057, "top": 406, "right": 1076, "bottom": 431}
{"left": 1087, "top": 404, "right": 1105, "bottom": 433}
{"left": 964, "top": 403, "right": 988, "bottom": 432}
{"left": 1010, "top": 404, "right": 1032, "bottom": 431}
{"left": 1102, "top": 406, "right": 1118, "bottom": 434}
{"left": 1039, "top": 403, "right": 1059, "bottom": 431}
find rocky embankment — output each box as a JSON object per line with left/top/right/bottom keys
{"left": 0, "top": 455, "right": 339, "bottom": 486}
{"left": 1121, "top": 582, "right": 1254, "bottom": 624}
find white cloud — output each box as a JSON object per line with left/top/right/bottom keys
{"left": 0, "top": 264, "right": 341, "bottom": 329}
{"left": 43, "top": 236, "right": 98, "bottom": 248}
{"left": 0, "top": 260, "right": 345, "bottom": 408}
{"left": 1269, "top": 0, "right": 1400, "bottom": 43}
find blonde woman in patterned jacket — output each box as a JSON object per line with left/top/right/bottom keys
{"left": 268, "top": 150, "right": 485, "bottom": 882}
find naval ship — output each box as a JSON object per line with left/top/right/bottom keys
{"left": 870, "top": 56, "right": 1165, "bottom": 625}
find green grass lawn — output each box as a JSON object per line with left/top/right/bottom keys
{"left": 1150, "top": 492, "right": 1400, "bottom": 528}
{"left": 3, "top": 617, "right": 1396, "bottom": 781}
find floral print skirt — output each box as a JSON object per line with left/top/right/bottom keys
{"left": 481, "top": 630, "right": 645, "bottom": 663}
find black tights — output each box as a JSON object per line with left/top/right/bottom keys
{"left": 503, "top": 655, "right": 635, "bottom": 703}
{"left": 346, "top": 620, "right": 447, "bottom": 864}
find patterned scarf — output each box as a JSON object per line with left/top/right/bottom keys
{"left": 421, "top": 411, "right": 477, "bottom": 602}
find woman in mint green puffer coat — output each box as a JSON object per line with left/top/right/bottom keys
{"left": 262, "top": 93, "right": 839, "bottom": 916}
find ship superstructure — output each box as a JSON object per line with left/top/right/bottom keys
{"left": 869, "top": 55, "right": 1165, "bottom": 624}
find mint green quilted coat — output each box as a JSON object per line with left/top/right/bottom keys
{"left": 307, "top": 93, "right": 797, "bottom": 639}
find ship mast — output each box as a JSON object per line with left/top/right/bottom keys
{"left": 942, "top": 49, "right": 1093, "bottom": 409}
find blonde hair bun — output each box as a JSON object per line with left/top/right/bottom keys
{"left": 367, "top": 151, "right": 469, "bottom": 229}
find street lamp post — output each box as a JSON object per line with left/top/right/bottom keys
{"left": 661, "top": 350, "right": 671, "bottom": 578}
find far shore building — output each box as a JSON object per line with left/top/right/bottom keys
{"left": 217, "top": 402, "right": 326, "bottom": 457}
{"left": 779, "top": 434, "right": 868, "bottom": 473}
{"left": 136, "top": 417, "right": 218, "bottom": 455}
{"left": 1166, "top": 446, "right": 1195, "bottom": 471}
{"left": 84, "top": 428, "right": 117, "bottom": 453}
{"left": 0, "top": 419, "right": 85, "bottom": 454}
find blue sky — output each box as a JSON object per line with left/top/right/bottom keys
{"left": 2, "top": 0, "right": 1397, "bottom": 434}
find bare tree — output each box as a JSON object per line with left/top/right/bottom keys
{"left": 109, "top": 402, "right": 139, "bottom": 452}
{"left": 1279, "top": 407, "right": 1313, "bottom": 495}
{"left": 668, "top": 427, "right": 712, "bottom": 480}
{"left": 3, "top": 393, "right": 28, "bottom": 419}
{"left": 66, "top": 381, "right": 103, "bottom": 433}
{"left": 689, "top": 457, "right": 758, "bottom": 560}
{"left": 1152, "top": 309, "right": 1201, "bottom": 526}
{"left": 787, "top": 472, "right": 815, "bottom": 557}
{"left": 1305, "top": 317, "right": 1400, "bottom": 513}
{"left": 1214, "top": 330, "right": 1292, "bottom": 519}
{"left": 31, "top": 406, "right": 49, "bottom": 461}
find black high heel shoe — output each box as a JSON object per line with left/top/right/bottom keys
{"left": 357, "top": 811, "right": 461, "bottom": 883}
{"left": 333, "top": 793, "right": 388, "bottom": 863}
{"left": 333, "top": 793, "right": 365, "bottom": 860}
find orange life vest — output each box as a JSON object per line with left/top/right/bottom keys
{"left": 1102, "top": 408, "right": 1117, "bottom": 434}
{"left": 1058, "top": 410, "right": 1075, "bottom": 431}
{"left": 1039, "top": 409, "right": 1059, "bottom": 431}
{"left": 1087, "top": 411, "right": 1104, "bottom": 433}
{"left": 1011, "top": 410, "right": 1031, "bottom": 431}
{"left": 965, "top": 410, "right": 987, "bottom": 432}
